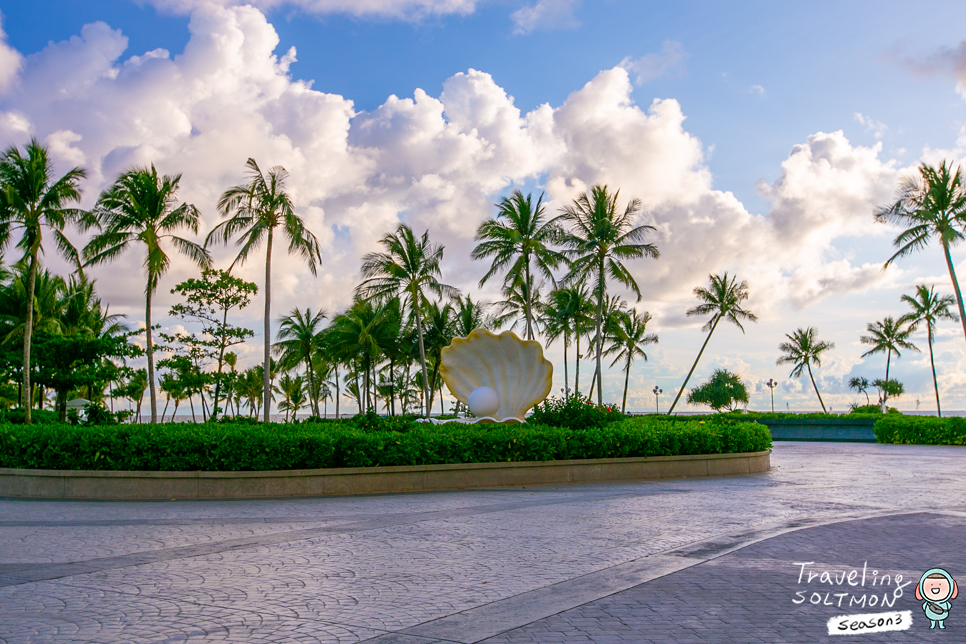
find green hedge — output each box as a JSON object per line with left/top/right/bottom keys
{"left": 0, "top": 416, "right": 771, "bottom": 471}
{"left": 874, "top": 415, "right": 966, "bottom": 445}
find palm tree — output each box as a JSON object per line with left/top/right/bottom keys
{"left": 494, "top": 274, "right": 542, "bottom": 336}
{"left": 585, "top": 293, "right": 628, "bottom": 397}
{"left": 667, "top": 273, "right": 757, "bottom": 414}
{"left": 451, "top": 294, "right": 495, "bottom": 338}
{"left": 275, "top": 373, "right": 305, "bottom": 422}
{"left": 875, "top": 161, "right": 966, "bottom": 343}
{"left": 274, "top": 307, "right": 327, "bottom": 417}
{"left": 860, "top": 316, "right": 918, "bottom": 385}
{"left": 605, "top": 310, "right": 658, "bottom": 412}
{"left": 0, "top": 139, "right": 87, "bottom": 423}
{"left": 542, "top": 285, "right": 594, "bottom": 399}
{"left": 356, "top": 223, "right": 457, "bottom": 416}
{"left": 206, "top": 158, "right": 321, "bottom": 422}
{"left": 472, "top": 191, "right": 563, "bottom": 340}
{"left": 777, "top": 327, "right": 834, "bottom": 413}
{"left": 847, "top": 376, "right": 871, "bottom": 406}
{"left": 240, "top": 366, "right": 264, "bottom": 418}
{"left": 555, "top": 185, "right": 660, "bottom": 405}
{"left": 900, "top": 285, "right": 956, "bottom": 416}
{"left": 84, "top": 165, "right": 210, "bottom": 423}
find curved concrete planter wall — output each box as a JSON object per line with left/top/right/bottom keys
{"left": 0, "top": 451, "right": 770, "bottom": 500}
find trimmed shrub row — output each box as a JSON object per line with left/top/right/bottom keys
{"left": 874, "top": 415, "right": 966, "bottom": 445}
{"left": 0, "top": 416, "right": 771, "bottom": 472}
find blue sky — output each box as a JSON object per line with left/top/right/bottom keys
{"left": 2, "top": 0, "right": 966, "bottom": 413}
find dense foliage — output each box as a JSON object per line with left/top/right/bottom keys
{"left": 686, "top": 369, "right": 748, "bottom": 412}
{"left": 0, "top": 415, "right": 770, "bottom": 471}
{"left": 874, "top": 415, "right": 966, "bottom": 445}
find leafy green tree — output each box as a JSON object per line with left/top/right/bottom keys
{"left": 777, "top": 327, "right": 834, "bottom": 413}
{"left": 472, "top": 190, "right": 563, "bottom": 340}
{"left": 899, "top": 285, "right": 957, "bottom": 416}
{"left": 872, "top": 378, "right": 904, "bottom": 408}
{"left": 170, "top": 269, "right": 256, "bottom": 419}
{"left": 555, "top": 185, "right": 660, "bottom": 405}
{"left": 875, "top": 161, "right": 966, "bottom": 343}
{"left": 114, "top": 368, "right": 148, "bottom": 422}
{"left": 32, "top": 332, "right": 139, "bottom": 422}
{"left": 356, "top": 224, "right": 457, "bottom": 416}
{"left": 668, "top": 273, "right": 757, "bottom": 414}
{"left": 686, "top": 369, "right": 749, "bottom": 412}
{"left": 273, "top": 307, "right": 326, "bottom": 416}
{"left": 84, "top": 164, "right": 211, "bottom": 423}
{"left": 605, "top": 309, "right": 658, "bottom": 413}
{"left": 847, "top": 376, "right": 871, "bottom": 406}
{"left": 206, "top": 158, "right": 321, "bottom": 422}
{"left": 0, "top": 139, "right": 88, "bottom": 422}
{"left": 860, "top": 316, "right": 918, "bottom": 384}
{"left": 157, "top": 354, "right": 208, "bottom": 422}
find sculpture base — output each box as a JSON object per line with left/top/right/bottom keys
{"left": 418, "top": 417, "right": 525, "bottom": 425}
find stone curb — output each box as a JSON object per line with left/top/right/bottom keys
{"left": 0, "top": 451, "right": 769, "bottom": 500}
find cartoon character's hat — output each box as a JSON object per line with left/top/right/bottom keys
{"left": 918, "top": 568, "right": 957, "bottom": 602}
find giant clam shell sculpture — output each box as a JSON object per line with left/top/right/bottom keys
{"left": 439, "top": 329, "right": 553, "bottom": 424}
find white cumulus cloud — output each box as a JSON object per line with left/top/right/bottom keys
{"left": 0, "top": 3, "right": 909, "bottom": 365}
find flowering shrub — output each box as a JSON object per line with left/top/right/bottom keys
{"left": 528, "top": 394, "right": 625, "bottom": 430}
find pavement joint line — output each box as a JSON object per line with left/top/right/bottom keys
{"left": 356, "top": 506, "right": 951, "bottom": 644}
{"left": 0, "top": 484, "right": 694, "bottom": 587}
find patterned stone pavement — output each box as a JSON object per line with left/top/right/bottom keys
{"left": 1, "top": 442, "right": 965, "bottom": 643}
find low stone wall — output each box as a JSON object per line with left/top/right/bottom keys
{"left": 0, "top": 451, "right": 770, "bottom": 500}
{"left": 748, "top": 418, "right": 877, "bottom": 442}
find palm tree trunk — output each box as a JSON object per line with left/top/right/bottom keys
{"left": 22, "top": 250, "right": 39, "bottom": 423}
{"left": 928, "top": 326, "right": 941, "bottom": 417}
{"left": 882, "top": 350, "right": 892, "bottom": 412}
{"left": 525, "top": 263, "right": 533, "bottom": 341}
{"left": 211, "top": 308, "right": 230, "bottom": 421}
{"left": 306, "top": 359, "right": 319, "bottom": 417}
{"left": 263, "top": 227, "right": 274, "bottom": 423}
{"left": 667, "top": 316, "right": 720, "bottom": 414}
{"left": 145, "top": 280, "right": 158, "bottom": 423}
{"left": 563, "top": 331, "right": 569, "bottom": 398}
{"left": 389, "top": 356, "right": 396, "bottom": 416}
{"left": 943, "top": 241, "right": 966, "bottom": 344}
{"left": 161, "top": 394, "right": 170, "bottom": 423}
{"left": 622, "top": 357, "right": 631, "bottom": 413}
{"left": 335, "top": 364, "right": 340, "bottom": 418}
{"left": 414, "top": 293, "right": 431, "bottom": 417}
{"left": 189, "top": 395, "right": 197, "bottom": 422}
{"left": 575, "top": 333, "right": 580, "bottom": 398}
{"left": 595, "top": 260, "right": 604, "bottom": 406}
{"left": 806, "top": 362, "right": 827, "bottom": 412}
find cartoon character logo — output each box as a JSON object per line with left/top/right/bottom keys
{"left": 916, "top": 568, "right": 958, "bottom": 629}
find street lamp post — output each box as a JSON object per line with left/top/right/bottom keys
{"left": 652, "top": 385, "right": 663, "bottom": 414}
{"left": 766, "top": 378, "right": 777, "bottom": 413}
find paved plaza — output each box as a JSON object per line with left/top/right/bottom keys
{"left": 1, "top": 442, "right": 965, "bottom": 643}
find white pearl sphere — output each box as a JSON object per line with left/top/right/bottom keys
{"left": 468, "top": 386, "right": 500, "bottom": 418}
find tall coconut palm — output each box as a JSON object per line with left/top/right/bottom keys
{"left": 206, "top": 158, "right": 321, "bottom": 422}
{"left": 899, "top": 285, "right": 957, "bottom": 416}
{"left": 356, "top": 224, "right": 456, "bottom": 416}
{"left": 667, "top": 273, "right": 757, "bottom": 414}
{"left": 777, "top": 327, "right": 835, "bottom": 413}
{"left": 472, "top": 191, "right": 563, "bottom": 340}
{"left": 555, "top": 185, "right": 659, "bottom": 405}
{"left": 875, "top": 161, "right": 966, "bottom": 343}
{"left": 605, "top": 310, "right": 658, "bottom": 412}
{"left": 273, "top": 307, "right": 327, "bottom": 417}
{"left": 860, "top": 316, "right": 918, "bottom": 383}
{"left": 0, "top": 139, "right": 87, "bottom": 423}
{"left": 84, "top": 164, "right": 210, "bottom": 423}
